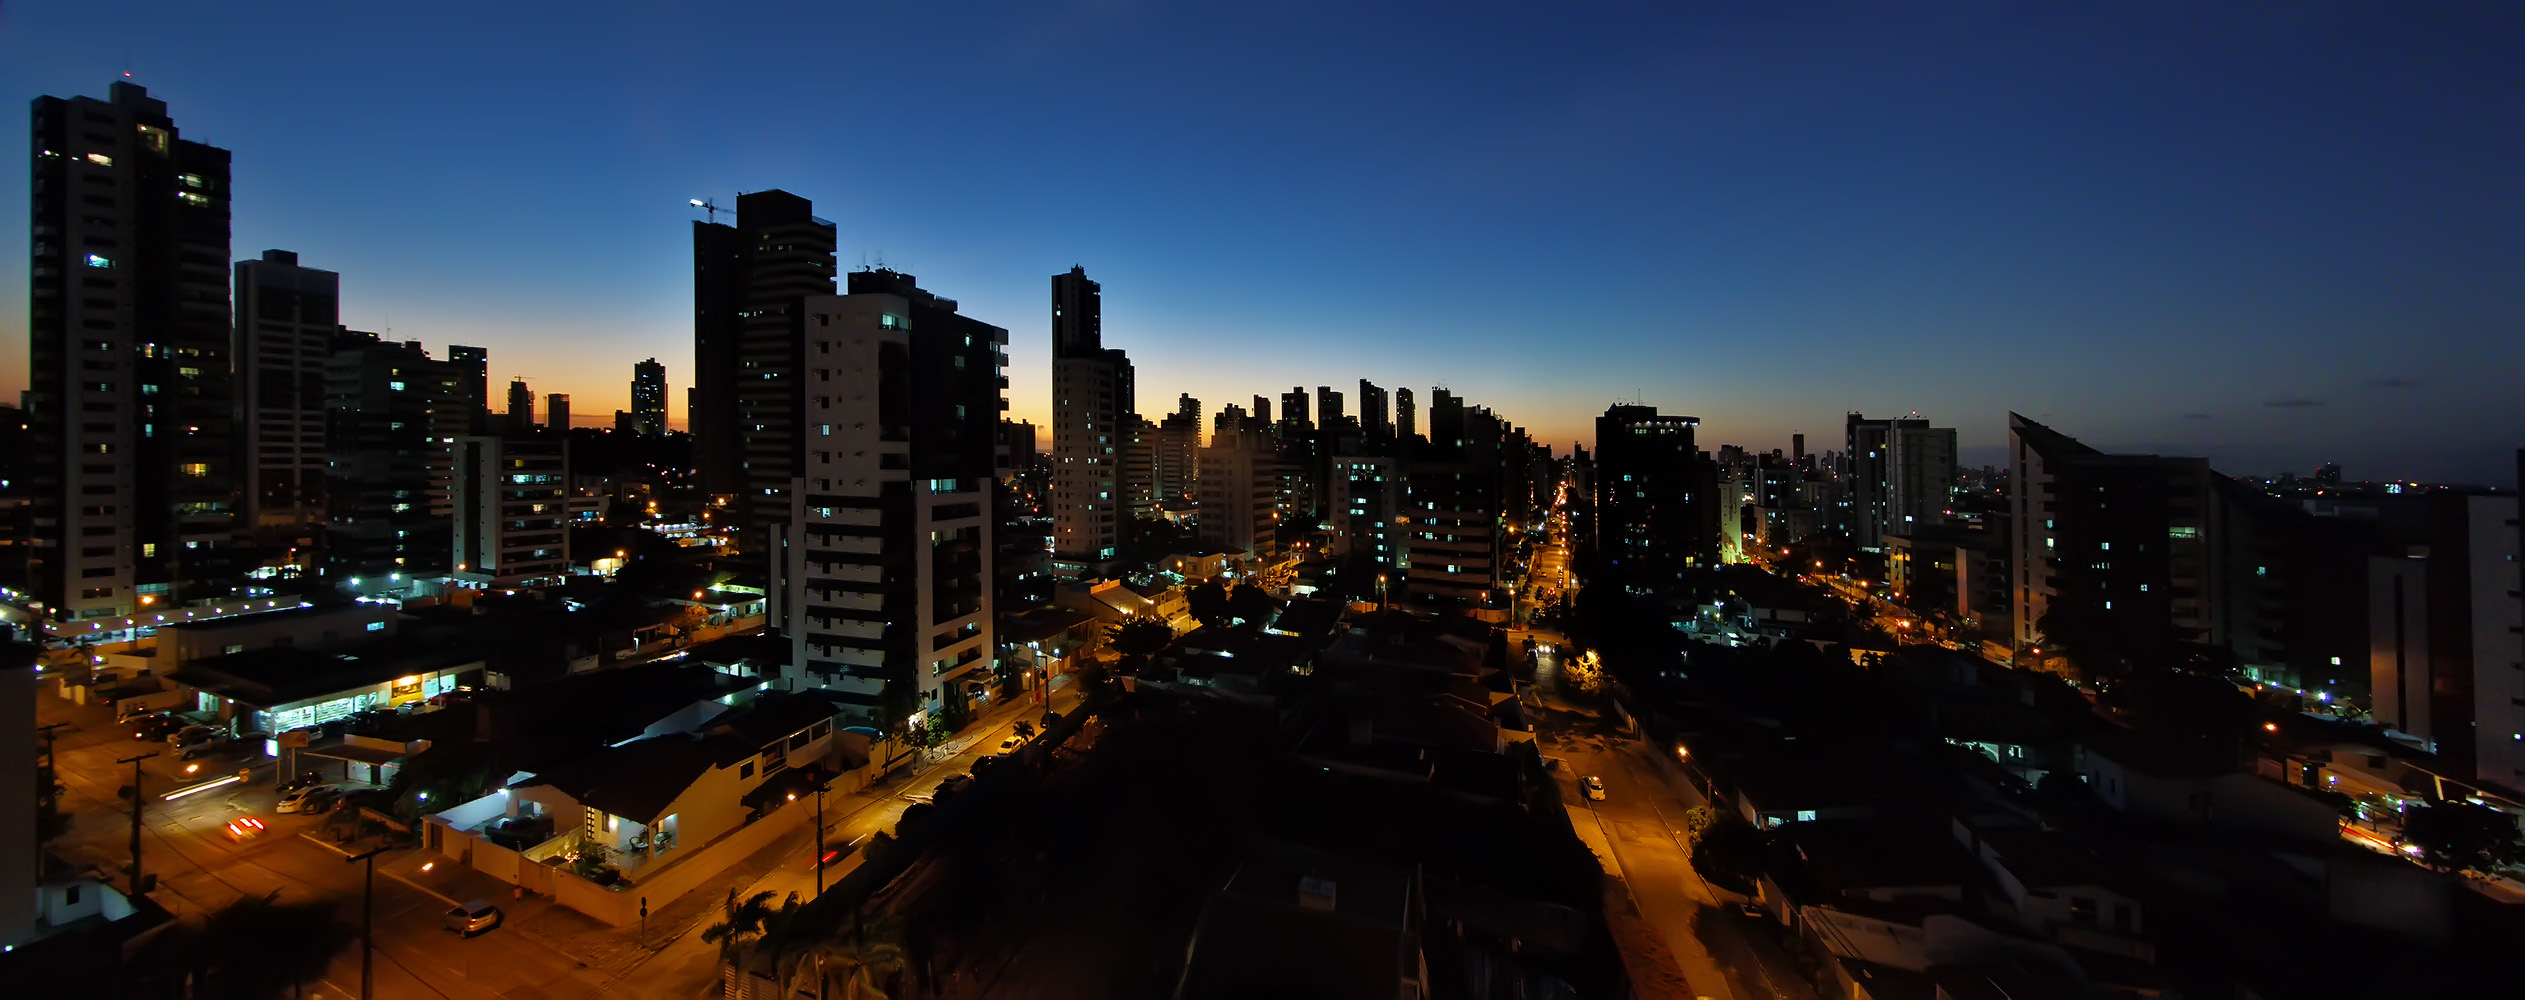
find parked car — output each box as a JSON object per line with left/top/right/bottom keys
{"left": 1040, "top": 711, "right": 1062, "bottom": 728}
{"left": 1581, "top": 775, "right": 1607, "bottom": 801}
{"left": 169, "top": 726, "right": 230, "bottom": 758}
{"left": 130, "top": 715, "right": 185, "bottom": 741}
{"left": 276, "top": 771, "right": 328, "bottom": 795}
{"left": 275, "top": 784, "right": 340, "bottom": 815}
{"left": 998, "top": 736, "right": 1022, "bottom": 752}
{"left": 443, "top": 900, "right": 503, "bottom": 937}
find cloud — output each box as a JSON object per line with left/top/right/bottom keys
{"left": 2363, "top": 377, "right": 2420, "bottom": 389}
{"left": 2261, "top": 398, "right": 2326, "bottom": 408}
{"left": 2181, "top": 412, "right": 2213, "bottom": 420}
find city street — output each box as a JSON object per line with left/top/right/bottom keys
{"left": 36, "top": 673, "right": 1085, "bottom": 1000}
{"left": 1524, "top": 644, "right": 1818, "bottom": 1000}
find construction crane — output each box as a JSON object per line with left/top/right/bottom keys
{"left": 689, "top": 197, "right": 732, "bottom": 223}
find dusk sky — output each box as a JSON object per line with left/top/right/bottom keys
{"left": 4, "top": 2, "right": 2519, "bottom": 482}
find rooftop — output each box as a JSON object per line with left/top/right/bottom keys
{"left": 168, "top": 642, "right": 481, "bottom": 707}
{"left": 511, "top": 734, "right": 730, "bottom": 825}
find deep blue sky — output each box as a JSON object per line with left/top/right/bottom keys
{"left": 5, "top": 2, "right": 2520, "bottom": 481}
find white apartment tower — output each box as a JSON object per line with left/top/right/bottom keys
{"left": 783, "top": 269, "right": 1005, "bottom": 727}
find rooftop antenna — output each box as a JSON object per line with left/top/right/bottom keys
{"left": 688, "top": 198, "right": 731, "bottom": 224}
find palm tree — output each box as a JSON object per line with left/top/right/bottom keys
{"left": 780, "top": 914, "right": 909, "bottom": 1000}
{"left": 702, "top": 889, "right": 781, "bottom": 995}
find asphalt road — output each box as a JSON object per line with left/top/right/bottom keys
{"left": 1523, "top": 650, "right": 1818, "bottom": 1000}
{"left": 40, "top": 673, "right": 1087, "bottom": 1000}
{"left": 40, "top": 687, "right": 617, "bottom": 999}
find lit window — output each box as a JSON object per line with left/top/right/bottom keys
{"left": 177, "top": 192, "right": 209, "bottom": 208}
{"left": 85, "top": 153, "right": 112, "bottom": 167}
{"left": 84, "top": 254, "right": 113, "bottom": 268}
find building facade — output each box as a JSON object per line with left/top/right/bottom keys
{"left": 692, "top": 190, "right": 838, "bottom": 516}
{"left": 1049, "top": 266, "right": 1133, "bottom": 579}
{"left": 451, "top": 434, "right": 569, "bottom": 587}
{"left": 782, "top": 269, "right": 1004, "bottom": 727}
{"left": 324, "top": 334, "right": 458, "bottom": 579}
{"left": 630, "top": 357, "right": 667, "bottom": 437}
{"left": 233, "top": 250, "right": 336, "bottom": 556}
{"left": 1592, "top": 404, "right": 1717, "bottom": 592}
{"left": 27, "top": 81, "right": 237, "bottom": 620}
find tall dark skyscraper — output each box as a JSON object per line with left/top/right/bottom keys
{"left": 27, "top": 82, "right": 235, "bottom": 620}
{"left": 445, "top": 345, "right": 489, "bottom": 432}
{"left": 233, "top": 249, "right": 337, "bottom": 558}
{"left": 325, "top": 334, "right": 457, "bottom": 578}
{"left": 1278, "top": 387, "right": 1312, "bottom": 442}
{"left": 1594, "top": 404, "right": 1717, "bottom": 589}
{"left": 1358, "top": 379, "right": 1390, "bottom": 443}
{"left": 505, "top": 378, "right": 535, "bottom": 434}
{"left": 630, "top": 357, "right": 667, "bottom": 437}
{"left": 1050, "top": 266, "right": 1134, "bottom": 579}
{"left": 545, "top": 393, "right": 571, "bottom": 432}
{"left": 1395, "top": 387, "right": 1416, "bottom": 447}
{"left": 691, "top": 190, "right": 838, "bottom": 517}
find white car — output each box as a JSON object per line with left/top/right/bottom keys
{"left": 1581, "top": 776, "right": 1607, "bottom": 801}
{"left": 998, "top": 737, "right": 1022, "bottom": 752}
{"left": 275, "top": 784, "right": 340, "bottom": 815}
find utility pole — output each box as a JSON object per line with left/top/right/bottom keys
{"left": 116, "top": 752, "right": 158, "bottom": 894}
{"left": 346, "top": 845, "right": 389, "bottom": 1000}
{"left": 812, "top": 778, "right": 832, "bottom": 897}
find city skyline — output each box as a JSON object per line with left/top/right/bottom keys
{"left": 4, "top": 3, "right": 2521, "bottom": 481}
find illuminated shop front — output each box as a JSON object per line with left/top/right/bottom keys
{"left": 166, "top": 645, "right": 484, "bottom": 753}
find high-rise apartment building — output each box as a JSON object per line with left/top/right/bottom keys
{"left": 783, "top": 269, "right": 1004, "bottom": 726}
{"left": 630, "top": 358, "right": 667, "bottom": 436}
{"left": 1280, "top": 387, "right": 1311, "bottom": 437}
{"left": 1122, "top": 416, "right": 1160, "bottom": 520}
{"left": 233, "top": 250, "right": 336, "bottom": 554}
{"left": 1157, "top": 394, "right": 1203, "bottom": 503}
{"left": 1329, "top": 455, "right": 1403, "bottom": 569}
{"left": 445, "top": 346, "right": 489, "bottom": 432}
{"left": 1395, "top": 387, "right": 1416, "bottom": 447}
{"left": 1593, "top": 404, "right": 1717, "bottom": 590}
{"left": 452, "top": 434, "right": 569, "bottom": 586}
{"left": 1049, "top": 266, "right": 1133, "bottom": 580}
{"left": 325, "top": 334, "right": 457, "bottom": 578}
{"left": 1844, "top": 413, "right": 1892, "bottom": 549}
{"left": 1885, "top": 417, "right": 1957, "bottom": 538}
{"left": 692, "top": 190, "right": 838, "bottom": 519}
{"left": 2007, "top": 414, "right": 2214, "bottom": 658}
{"left": 505, "top": 379, "right": 535, "bottom": 434}
{"left": 27, "top": 82, "right": 236, "bottom": 620}
{"left": 2369, "top": 493, "right": 2525, "bottom": 794}
{"left": 1406, "top": 390, "right": 1514, "bottom": 606}
{"left": 1317, "top": 386, "right": 1346, "bottom": 428}
{"left": 1196, "top": 439, "right": 1280, "bottom": 561}
{"left": 1358, "top": 380, "right": 1390, "bottom": 444}
{"left": 546, "top": 393, "right": 571, "bottom": 433}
